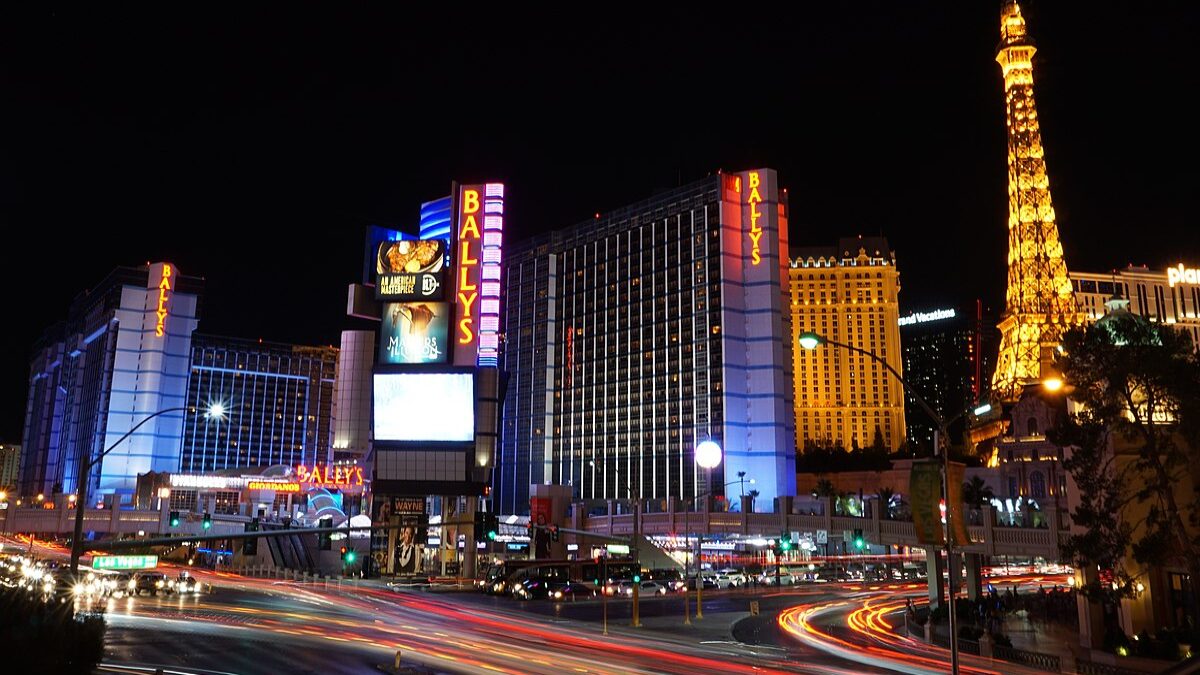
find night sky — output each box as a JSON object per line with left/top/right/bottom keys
{"left": 3, "top": 4, "right": 1198, "bottom": 441}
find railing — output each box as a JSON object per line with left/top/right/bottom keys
{"left": 993, "top": 644, "right": 1062, "bottom": 672}
{"left": 1076, "top": 660, "right": 1153, "bottom": 675}
{"left": 958, "top": 638, "right": 981, "bottom": 656}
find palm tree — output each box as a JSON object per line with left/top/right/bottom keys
{"left": 812, "top": 478, "right": 836, "bottom": 499}
{"left": 748, "top": 489, "right": 760, "bottom": 512}
{"left": 962, "top": 476, "right": 995, "bottom": 510}
{"left": 875, "top": 487, "right": 896, "bottom": 520}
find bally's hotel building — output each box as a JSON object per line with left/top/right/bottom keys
{"left": 497, "top": 169, "right": 797, "bottom": 515}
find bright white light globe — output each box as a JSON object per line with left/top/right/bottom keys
{"left": 695, "top": 440, "right": 722, "bottom": 469}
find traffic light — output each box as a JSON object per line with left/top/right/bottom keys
{"left": 318, "top": 516, "right": 333, "bottom": 550}
{"left": 779, "top": 531, "right": 792, "bottom": 552}
{"left": 853, "top": 528, "right": 865, "bottom": 551}
{"left": 632, "top": 572, "right": 641, "bottom": 583}
{"left": 243, "top": 518, "right": 259, "bottom": 556}
{"left": 169, "top": 510, "right": 180, "bottom": 528}
{"left": 485, "top": 513, "right": 499, "bottom": 542}
{"left": 549, "top": 525, "right": 560, "bottom": 542}
{"left": 202, "top": 512, "right": 212, "bottom": 530}
{"left": 340, "top": 546, "right": 356, "bottom": 565}
{"left": 473, "top": 511, "right": 491, "bottom": 543}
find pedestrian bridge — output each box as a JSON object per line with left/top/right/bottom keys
{"left": 571, "top": 495, "right": 1069, "bottom": 561}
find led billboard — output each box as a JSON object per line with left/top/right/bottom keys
{"left": 379, "top": 302, "right": 451, "bottom": 364}
{"left": 373, "top": 372, "right": 474, "bottom": 442}
{"left": 376, "top": 240, "right": 448, "bottom": 301}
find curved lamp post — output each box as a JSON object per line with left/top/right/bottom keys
{"left": 69, "top": 403, "right": 226, "bottom": 576}
{"left": 798, "top": 331, "right": 962, "bottom": 674}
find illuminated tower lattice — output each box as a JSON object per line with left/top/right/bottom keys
{"left": 991, "top": 1, "right": 1079, "bottom": 401}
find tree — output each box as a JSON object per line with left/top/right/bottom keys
{"left": 1055, "top": 312, "right": 1200, "bottom": 619}
{"left": 875, "top": 487, "right": 896, "bottom": 519}
{"left": 962, "top": 476, "right": 995, "bottom": 510}
{"left": 812, "top": 478, "right": 836, "bottom": 499}
{"left": 871, "top": 426, "right": 887, "bottom": 452}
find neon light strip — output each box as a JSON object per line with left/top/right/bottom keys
{"left": 478, "top": 182, "right": 504, "bottom": 366}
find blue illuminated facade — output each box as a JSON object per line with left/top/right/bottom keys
{"left": 497, "top": 170, "right": 796, "bottom": 515}
{"left": 20, "top": 263, "right": 202, "bottom": 503}
{"left": 180, "top": 334, "right": 338, "bottom": 473}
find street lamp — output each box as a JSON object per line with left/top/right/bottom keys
{"left": 687, "top": 439, "right": 723, "bottom": 622}
{"left": 68, "top": 403, "right": 226, "bottom": 576}
{"left": 798, "top": 330, "right": 963, "bottom": 675}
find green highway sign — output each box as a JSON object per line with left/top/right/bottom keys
{"left": 92, "top": 555, "right": 159, "bottom": 571}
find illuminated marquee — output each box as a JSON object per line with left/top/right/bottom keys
{"left": 454, "top": 182, "right": 504, "bottom": 366}
{"left": 1168, "top": 264, "right": 1199, "bottom": 288}
{"left": 898, "top": 308, "right": 957, "bottom": 326}
{"left": 156, "top": 264, "right": 173, "bottom": 337}
{"left": 747, "top": 172, "right": 763, "bottom": 266}
{"left": 295, "top": 464, "right": 365, "bottom": 489}
{"left": 247, "top": 481, "right": 300, "bottom": 493}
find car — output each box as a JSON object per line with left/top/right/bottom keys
{"left": 174, "top": 572, "right": 201, "bottom": 594}
{"left": 713, "top": 573, "right": 744, "bottom": 589}
{"left": 512, "top": 578, "right": 559, "bottom": 600}
{"left": 547, "top": 582, "right": 596, "bottom": 601}
{"left": 616, "top": 581, "right": 668, "bottom": 597}
{"left": 717, "top": 569, "right": 748, "bottom": 586}
{"left": 647, "top": 569, "right": 686, "bottom": 592}
{"left": 686, "top": 575, "right": 718, "bottom": 590}
{"left": 757, "top": 571, "right": 797, "bottom": 586}
{"left": 133, "top": 572, "right": 171, "bottom": 596}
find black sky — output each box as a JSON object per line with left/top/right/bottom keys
{"left": 3, "top": 3, "right": 1199, "bottom": 441}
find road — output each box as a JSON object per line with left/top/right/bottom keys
{"left": 3, "top": 536, "right": 1069, "bottom": 674}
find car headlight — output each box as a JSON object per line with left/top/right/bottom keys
{"left": 73, "top": 583, "right": 84, "bottom": 595}
{"left": 553, "top": 591, "right": 563, "bottom": 599}
{"left": 156, "top": 580, "right": 164, "bottom": 588}
{"left": 129, "top": 580, "right": 137, "bottom": 589}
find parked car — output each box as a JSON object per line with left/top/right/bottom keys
{"left": 686, "top": 575, "right": 718, "bottom": 590}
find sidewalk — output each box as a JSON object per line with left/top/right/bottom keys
{"left": 1000, "top": 613, "right": 1083, "bottom": 665}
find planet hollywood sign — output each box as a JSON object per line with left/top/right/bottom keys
{"left": 1168, "top": 264, "right": 1199, "bottom": 288}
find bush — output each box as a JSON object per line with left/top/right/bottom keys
{"left": 1103, "top": 625, "right": 1132, "bottom": 655}
{"left": 0, "top": 587, "right": 106, "bottom": 673}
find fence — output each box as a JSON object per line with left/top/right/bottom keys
{"left": 993, "top": 644, "right": 1062, "bottom": 672}
{"left": 1076, "top": 660, "right": 1155, "bottom": 675}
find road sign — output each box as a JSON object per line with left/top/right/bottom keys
{"left": 815, "top": 530, "right": 828, "bottom": 544}
{"left": 92, "top": 555, "right": 158, "bottom": 571}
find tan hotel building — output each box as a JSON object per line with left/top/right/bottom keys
{"left": 1071, "top": 263, "right": 1200, "bottom": 347}
{"left": 789, "top": 237, "right": 906, "bottom": 452}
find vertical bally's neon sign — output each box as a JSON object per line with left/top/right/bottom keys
{"left": 747, "top": 171, "right": 763, "bottom": 266}
{"left": 455, "top": 183, "right": 504, "bottom": 366}
{"left": 457, "top": 189, "right": 481, "bottom": 350}
{"left": 156, "top": 264, "right": 173, "bottom": 337}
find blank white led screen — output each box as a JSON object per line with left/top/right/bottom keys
{"left": 373, "top": 372, "right": 474, "bottom": 442}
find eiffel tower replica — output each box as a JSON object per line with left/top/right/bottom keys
{"left": 991, "top": 1, "right": 1081, "bottom": 402}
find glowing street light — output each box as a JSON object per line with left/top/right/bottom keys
{"left": 694, "top": 440, "right": 722, "bottom": 470}
{"left": 799, "top": 329, "right": 964, "bottom": 673}
{"left": 69, "top": 402, "right": 226, "bottom": 576}
{"left": 1042, "top": 377, "right": 1064, "bottom": 392}
{"left": 797, "top": 332, "right": 823, "bottom": 351}
{"left": 973, "top": 403, "right": 993, "bottom": 416}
